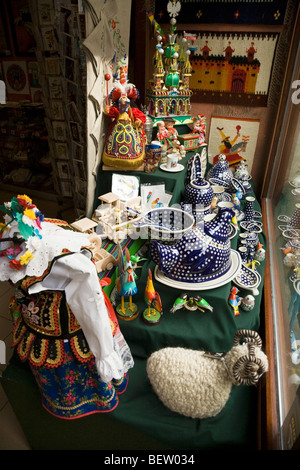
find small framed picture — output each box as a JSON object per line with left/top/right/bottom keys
{"left": 45, "top": 56, "right": 61, "bottom": 75}
{"left": 69, "top": 121, "right": 81, "bottom": 142}
{"left": 48, "top": 76, "right": 63, "bottom": 100}
{"left": 64, "top": 57, "right": 77, "bottom": 82}
{"left": 2, "top": 60, "right": 30, "bottom": 96}
{"left": 40, "top": 26, "right": 58, "bottom": 52}
{"left": 0, "top": 3, "right": 12, "bottom": 56}
{"left": 37, "top": 0, "right": 55, "bottom": 26}
{"left": 56, "top": 160, "right": 71, "bottom": 179}
{"left": 52, "top": 100, "right": 65, "bottom": 120}
{"left": 55, "top": 142, "right": 69, "bottom": 159}
{"left": 7, "top": 0, "right": 35, "bottom": 56}
{"left": 72, "top": 141, "right": 84, "bottom": 161}
{"left": 52, "top": 120, "right": 67, "bottom": 141}
{"left": 73, "top": 159, "right": 86, "bottom": 179}
{"left": 60, "top": 179, "right": 73, "bottom": 198}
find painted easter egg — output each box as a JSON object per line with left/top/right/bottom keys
{"left": 241, "top": 294, "right": 255, "bottom": 311}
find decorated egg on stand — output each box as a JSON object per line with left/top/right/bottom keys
{"left": 254, "top": 243, "right": 266, "bottom": 262}
{"left": 283, "top": 252, "right": 295, "bottom": 268}
{"left": 241, "top": 294, "right": 255, "bottom": 311}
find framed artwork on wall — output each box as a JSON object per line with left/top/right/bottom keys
{"left": 208, "top": 115, "right": 260, "bottom": 171}
{"left": 2, "top": 60, "right": 30, "bottom": 97}
{"left": 154, "top": 0, "right": 287, "bottom": 25}
{"left": 6, "top": 0, "right": 36, "bottom": 56}
{"left": 177, "top": 31, "right": 279, "bottom": 107}
{"left": 0, "top": 3, "right": 12, "bottom": 57}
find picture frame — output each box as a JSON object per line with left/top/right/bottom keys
{"left": 55, "top": 142, "right": 69, "bottom": 160}
{"left": 52, "top": 120, "right": 67, "bottom": 141}
{"left": 6, "top": 0, "right": 36, "bottom": 56}
{"left": 40, "top": 26, "right": 58, "bottom": 52}
{"left": 208, "top": 115, "right": 260, "bottom": 171}
{"left": 52, "top": 100, "right": 65, "bottom": 120}
{"left": 69, "top": 121, "right": 81, "bottom": 142}
{"left": 0, "top": 3, "right": 12, "bottom": 57}
{"left": 48, "top": 76, "right": 63, "bottom": 100}
{"left": 45, "top": 56, "right": 61, "bottom": 76}
{"left": 2, "top": 60, "right": 30, "bottom": 96}
{"left": 60, "top": 179, "right": 73, "bottom": 198}
{"left": 37, "top": 0, "right": 55, "bottom": 26}
{"left": 56, "top": 160, "right": 71, "bottom": 179}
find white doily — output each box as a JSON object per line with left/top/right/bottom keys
{"left": 0, "top": 221, "right": 90, "bottom": 283}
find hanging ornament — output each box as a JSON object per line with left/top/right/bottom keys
{"left": 167, "top": 0, "right": 181, "bottom": 18}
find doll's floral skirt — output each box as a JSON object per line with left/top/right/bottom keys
{"left": 30, "top": 340, "right": 128, "bottom": 419}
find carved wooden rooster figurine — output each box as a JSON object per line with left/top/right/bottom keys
{"left": 116, "top": 244, "right": 139, "bottom": 321}
{"left": 143, "top": 268, "right": 163, "bottom": 325}
{"left": 228, "top": 286, "right": 241, "bottom": 316}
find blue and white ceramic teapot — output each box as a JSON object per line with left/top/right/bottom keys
{"left": 150, "top": 205, "right": 235, "bottom": 283}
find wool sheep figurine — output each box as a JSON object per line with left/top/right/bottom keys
{"left": 146, "top": 329, "right": 268, "bottom": 419}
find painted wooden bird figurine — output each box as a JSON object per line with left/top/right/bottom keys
{"left": 192, "top": 295, "right": 214, "bottom": 312}
{"left": 143, "top": 269, "right": 163, "bottom": 324}
{"left": 228, "top": 286, "right": 241, "bottom": 316}
{"left": 170, "top": 293, "right": 188, "bottom": 314}
{"left": 116, "top": 244, "right": 138, "bottom": 320}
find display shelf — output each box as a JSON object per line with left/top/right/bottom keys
{"left": 261, "top": 13, "right": 300, "bottom": 447}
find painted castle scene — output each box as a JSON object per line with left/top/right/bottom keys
{"left": 179, "top": 31, "right": 278, "bottom": 106}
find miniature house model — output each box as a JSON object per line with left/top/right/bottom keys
{"left": 146, "top": 18, "right": 194, "bottom": 126}
{"left": 70, "top": 217, "right": 98, "bottom": 233}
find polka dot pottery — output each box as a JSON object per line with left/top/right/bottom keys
{"left": 206, "top": 154, "right": 233, "bottom": 187}
{"left": 238, "top": 246, "right": 248, "bottom": 263}
{"left": 244, "top": 196, "right": 256, "bottom": 221}
{"left": 227, "top": 178, "right": 246, "bottom": 197}
{"left": 234, "top": 162, "right": 250, "bottom": 181}
{"left": 244, "top": 231, "right": 259, "bottom": 247}
{"left": 233, "top": 263, "right": 261, "bottom": 295}
{"left": 150, "top": 205, "right": 235, "bottom": 283}
{"left": 290, "top": 203, "right": 300, "bottom": 230}
{"left": 139, "top": 207, "right": 195, "bottom": 240}
{"left": 186, "top": 152, "right": 203, "bottom": 183}
{"left": 184, "top": 177, "right": 214, "bottom": 208}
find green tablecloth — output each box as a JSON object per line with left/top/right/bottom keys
{"left": 1, "top": 158, "right": 266, "bottom": 450}
{"left": 93, "top": 150, "right": 199, "bottom": 212}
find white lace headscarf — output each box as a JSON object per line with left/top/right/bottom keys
{"left": 0, "top": 194, "right": 89, "bottom": 283}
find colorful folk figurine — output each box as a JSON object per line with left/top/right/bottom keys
{"left": 156, "top": 121, "right": 168, "bottom": 148}
{"left": 192, "top": 114, "right": 207, "bottom": 145}
{"left": 170, "top": 293, "right": 213, "bottom": 313}
{"left": 232, "top": 193, "right": 241, "bottom": 210}
{"left": 129, "top": 254, "right": 148, "bottom": 271}
{"left": 147, "top": 330, "right": 268, "bottom": 419}
{"left": 241, "top": 294, "right": 255, "bottom": 312}
{"left": 192, "top": 295, "right": 214, "bottom": 312}
{"left": 254, "top": 242, "right": 266, "bottom": 262}
{"left": 245, "top": 259, "right": 260, "bottom": 271}
{"left": 116, "top": 244, "right": 139, "bottom": 321}
{"left": 163, "top": 117, "right": 178, "bottom": 149}
{"left": 0, "top": 195, "right": 134, "bottom": 419}
{"left": 102, "top": 68, "right": 146, "bottom": 169}
{"left": 170, "top": 293, "right": 188, "bottom": 313}
{"left": 228, "top": 286, "right": 241, "bottom": 316}
{"left": 211, "top": 195, "right": 219, "bottom": 210}
{"left": 143, "top": 269, "right": 163, "bottom": 325}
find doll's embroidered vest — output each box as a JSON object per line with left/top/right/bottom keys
{"left": 10, "top": 258, "right": 117, "bottom": 369}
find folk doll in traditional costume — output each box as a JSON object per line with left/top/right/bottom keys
{"left": 192, "top": 114, "right": 207, "bottom": 145}
{"left": 0, "top": 195, "right": 134, "bottom": 419}
{"left": 156, "top": 121, "right": 168, "bottom": 148}
{"left": 102, "top": 68, "right": 146, "bottom": 169}
{"left": 163, "top": 117, "right": 178, "bottom": 150}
